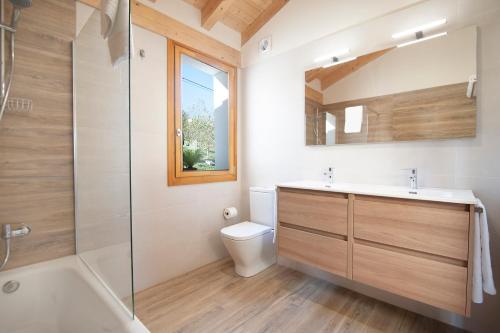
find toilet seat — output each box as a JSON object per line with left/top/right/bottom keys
{"left": 221, "top": 221, "right": 272, "bottom": 241}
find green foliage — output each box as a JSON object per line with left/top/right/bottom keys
{"left": 183, "top": 114, "right": 215, "bottom": 153}
{"left": 182, "top": 99, "right": 216, "bottom": 167}
{"left": 193, "top": 162, "right": 215, "bottom": 171}
{"left": 183, "top": 148, "right": 203, "bottom": 170}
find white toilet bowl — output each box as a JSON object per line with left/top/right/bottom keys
{"left": 221, "top": 222, "right": 276, "bottom": 277}
{"left": 221, "top": 186, "right": 277, "bottom": 277}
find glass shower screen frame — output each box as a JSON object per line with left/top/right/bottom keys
{"left": 73, "top": 4, "right": 134, "bottom": 318}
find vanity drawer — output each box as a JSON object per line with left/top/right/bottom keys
{"left": 278, "top": 189, "right": 348, "bottom": 235}
{"left": 278, "top": 226, "right": 347, "bottom": 277}
{"left": 353, "top": 243, "right": 467, "bottom": 315}
{"left": 353, "top": 196, "right": 470, "bottom": 260}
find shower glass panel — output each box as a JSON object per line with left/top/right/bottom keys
{"left": 73, "top": 4, "right": 133, "bottom": 317}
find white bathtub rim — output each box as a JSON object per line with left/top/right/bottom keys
{"left": 0, "top": 255, "right": 149, "bottom": 333}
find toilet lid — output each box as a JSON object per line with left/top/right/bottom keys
{"left": 221, "top": 221, "right": 272, "bottom": 241}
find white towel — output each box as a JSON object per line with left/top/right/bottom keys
{"left": 273, "top": 186, "right": 277, "bottom": 243}
{"left": 101, "top": 0, "right": 132, "bottom": 66}
{"left": 472, "top": 199, "right": 497, "bottom": 303}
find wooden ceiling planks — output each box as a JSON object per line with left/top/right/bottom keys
{"left": 240, "top": 0, "right": 289, "bottom": 45}
{"left": 201, "top": 0, "right": 236, "bottom": 30}
{"left": 183, "top": 0, "right": 209, "bottom": 9}
{"left": 183, "top": 0, "right": 289, "bottom": 46}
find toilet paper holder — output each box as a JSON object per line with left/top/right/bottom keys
{"left": 223, "top": 207, "right": 238, "bottom": 219}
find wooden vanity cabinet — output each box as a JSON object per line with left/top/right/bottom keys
{"left": 277, "top": 187, "right": 474, "bottom": 317}
{"left": 279, "top": 226, "right": 347, "bottom": 277}
{"left": 353, "top": 195, "right": 470, "bottom": 260}
{"left": 277, "top": 188, "right": 349, "bottom": 277}
{"left": 353, "top": 243, "right": 467, "bottom": 314}
{"left": 278, "top": 189, "right": 348, "bottom": 235}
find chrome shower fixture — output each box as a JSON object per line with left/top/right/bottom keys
{"left": 9, "top": 0, "right": 32, "bottom": 29}
{"left": 0, "top": 0, "right": 32, "bottom": 124}
{"left": 0, "top": 223, "right": 31, "bottom": 271}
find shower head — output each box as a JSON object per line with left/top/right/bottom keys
{"left": 9, "top": 0, "right": 32, "bottom": 8}
{"left": 9, "top": 0, "right": 31, "bottom": 29}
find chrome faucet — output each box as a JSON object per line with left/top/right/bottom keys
{"left": 323, "top": 167, "right": 335, "bottom": 185}
{"left": 2, "top": 223, "right": 31, "bottom": 239}
{"left": 0, "top": 223, "right": 31, "bottom": 271}
{"left": 407, "top": 168, "right": 418, "bottom": 190}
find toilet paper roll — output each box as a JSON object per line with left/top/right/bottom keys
{"left": 223, "top": 207, "right": 238, "bottom": 219}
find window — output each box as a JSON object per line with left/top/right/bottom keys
{"left": 167, "top": 41, "right": 237, "bottom": 186}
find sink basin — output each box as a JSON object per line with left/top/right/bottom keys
{"left": 277, "top": 180, "right": 477, "bottom": 205}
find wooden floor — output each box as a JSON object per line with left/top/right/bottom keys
{"left": 135, "top": 259, "right": 466, "bottom": 333}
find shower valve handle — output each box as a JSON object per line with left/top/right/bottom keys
{"left": 1, "top": 223, "right": 31, "bottom": 240}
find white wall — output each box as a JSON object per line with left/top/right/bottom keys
{"left": 241, "top": 10, "right": 500, "bottom": 333}
{"left": 324, "top": 26, "right": 477, "bottom": 103}
{"left": 129, "top": 4, "right": 500, "bottom": 329}
{"left": 241, "top": 0, "right": 423, "bottom": 67}
{"left": 129, "top": 0, "right": 427, "bottom": 293}
{"left": 131, "top": 26, "right": 243, "bottom": 292}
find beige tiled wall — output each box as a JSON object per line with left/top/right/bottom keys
{"left": 131, "top": 26, "right": 243, "bottom": 292}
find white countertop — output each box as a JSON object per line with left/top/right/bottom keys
{"left": 277, "top": 180, "right": 477, "bottom": 205}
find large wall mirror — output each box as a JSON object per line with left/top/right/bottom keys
{"left": 305, "top": 26, "right": 477, "bottom": 146}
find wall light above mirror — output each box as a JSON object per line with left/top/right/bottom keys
{"left": 391, "top": 18, "right": 447, "bottom": 39}
{"left": 314, "top": 48, "right": 350, "bottom": 63}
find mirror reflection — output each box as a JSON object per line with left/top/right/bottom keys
{"left": 305, "top": 26, "right": 477, "bottom": 146}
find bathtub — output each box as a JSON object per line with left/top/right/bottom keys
{"left": 0, "top": 255, "right": 150, "bottom": 333}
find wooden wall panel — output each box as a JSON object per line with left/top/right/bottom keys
{"left": 322, "top": 82, "right": 476, "bottom": 144}
{"left": 0, "top": 0, "right": 75, "bottom": 270}
{"left": 305, "top": 98, "right": 325, "bottom": 145}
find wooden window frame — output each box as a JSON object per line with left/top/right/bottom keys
{"left": 167, "top": 40, "right": 237, "bottom": 186}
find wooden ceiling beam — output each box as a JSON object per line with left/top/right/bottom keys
{"left": 305, "top": 67, "right": 324, "bottom": 83}
{"left": 78, "top": 0, "right": 241, "bottom": 67}
{"left": 201, "top": 0, "right": 235, "bottom": 30}
{"left": 241, "top": 0, "right": 289, "bottom": 46}
{"left": 305, "top": 85, "right": 323, "bottom": 105}
{"left": 132, "top": 1, "right": 240, "bottom": 66}
{"left": 320, "top": 47, "right": 394, "bottom": 90}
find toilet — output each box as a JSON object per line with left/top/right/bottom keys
{"left": 221, "top": 186, "right": 276, "bottom": 277}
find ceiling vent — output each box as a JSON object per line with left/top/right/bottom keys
{"left": 259, "top": 36, "right": 272, "bottom": 55}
